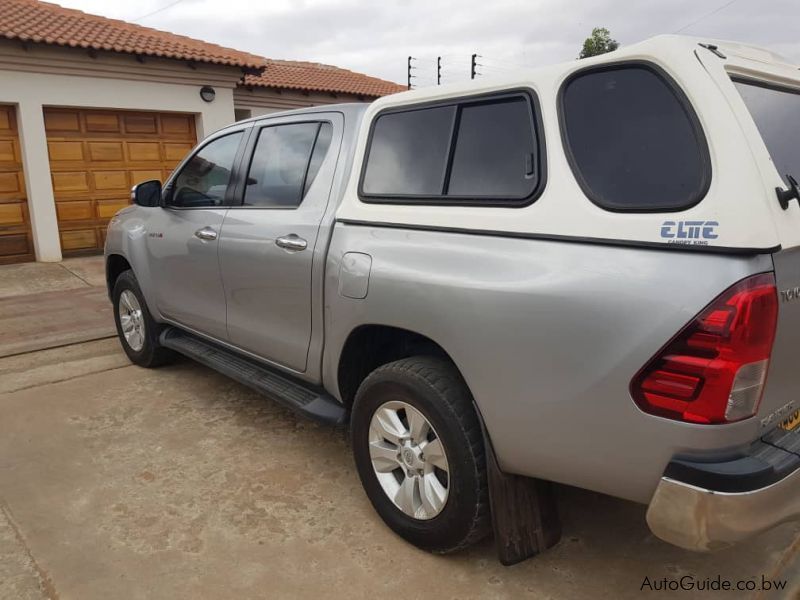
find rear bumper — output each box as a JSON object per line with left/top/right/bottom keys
{"left": 647, "top": 468, "right": 800, "bottom": 551}
{"left": 646, "top": 427, "right": 800, "bottom": 551}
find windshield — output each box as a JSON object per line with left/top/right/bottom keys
{"left": 733, "top": 79, "right": 800, "bottom": 187}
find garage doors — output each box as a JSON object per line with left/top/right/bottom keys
{"left": 45, "top": 108, "right": 197, "bottom": 255}
{"left": 0, "top": 105, "right": 33, "bottom": 264}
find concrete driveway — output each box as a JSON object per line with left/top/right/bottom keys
{"left": 0, "top": 257, "right": 114, "bottom": 357}
{"left": 1, "top": 334, "right": 798, "bottom": 599}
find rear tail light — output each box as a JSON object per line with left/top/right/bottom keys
{"left": 631, "top": 273, "right": 778, "bottom": 424}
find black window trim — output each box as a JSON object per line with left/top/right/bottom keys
{"left": 557, "top": 60, "right": 713, "bottom": 214}
{"left": 229, "top": 119, "right": 334, "bottom": 210}
{"left": 163, "top": 128, "right": 250, "bottom": 211}
{"left": 358, "top": 88, "right": 548, "bottom": 208}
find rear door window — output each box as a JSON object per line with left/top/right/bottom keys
{"left": 560, "top": 64, "right": 710, "bottom": 212}
{"left": 304, "top": 123, "right": 333, "bottom": 196}
{"left": 733, "top": 79, "right": 800, "bottom": 187}
{"left": 360, "top": 93, "right": 543, "bottom": 205}
{"left": 243, "top": 122, "right": 331, "bottom": 208}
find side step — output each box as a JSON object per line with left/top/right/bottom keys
{"left": 159, "top": 327, "right": 347, "bottom": 426}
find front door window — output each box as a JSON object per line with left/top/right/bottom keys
{"left": 170, "top": 132, "right": 243, "bottom": 208}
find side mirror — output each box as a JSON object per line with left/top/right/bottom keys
{"left": 131, "top": 179, "right": 162, "bottom": 207}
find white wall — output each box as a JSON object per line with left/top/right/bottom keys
{"left": 0, "top": 45, "right": 239, "bottom": 261}
{"left": 241, "top": 106, "right": 283, "bottom": 118}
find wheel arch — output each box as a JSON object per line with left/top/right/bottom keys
{"left": 336, "top": 324, "right": 470, "bottom": 410}
{"left": 105, "top": 252, "right": 162, "bottom": 324}
{"left": 106, "top": 254, "right": 132, "bottom": 299}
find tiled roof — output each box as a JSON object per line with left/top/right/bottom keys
{"left": 244, "top": 59, "right": 406, "bottom": 98}
{"left": 0, "top": 0, "right": 266, "bottom": 69}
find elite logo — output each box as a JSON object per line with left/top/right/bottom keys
{"left": 660, "top": 221, "right": 718, "bottom": 246}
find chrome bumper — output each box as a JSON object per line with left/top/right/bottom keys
{"left": 646, "top": 467, "right": 800, "bottom": 551}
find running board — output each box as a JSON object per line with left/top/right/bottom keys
{"left": 159, "top": 327, "right": 347, "bottom": 426}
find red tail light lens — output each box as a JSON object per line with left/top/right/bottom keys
{"left": 631, "top": 273, "right": 778, "bottom": 424}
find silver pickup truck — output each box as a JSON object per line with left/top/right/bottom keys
{"left": 106, "top": 35, "right": 800, "bottom": 564}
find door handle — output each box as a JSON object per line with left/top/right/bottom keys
{"left": 194, "top": 226, "right": 218, "bottom": 241}
{"left": 275, "top": 234, "right": 307, "bottom": 251}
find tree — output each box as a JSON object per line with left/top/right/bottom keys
{"left": 579, "top": 27, "right": 619, "bottom": 59}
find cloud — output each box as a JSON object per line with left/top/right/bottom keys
{"left": 55, "top": 0, "right": 800, "bottom": 84}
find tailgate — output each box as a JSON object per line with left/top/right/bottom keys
{"left": 697, "top": 43, "right": 800, "bottom": 250}
{"left": 760, "top": 246, "right": 800, "bottom": 432}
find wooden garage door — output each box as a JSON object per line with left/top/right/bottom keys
{"left": 0, "top": 105, "right": 33, "bottom": 264}
{"left": 45, "top": 108, "right": 197, "bottom": 255}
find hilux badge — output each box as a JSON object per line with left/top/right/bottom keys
{"left": 780, "top": 286, "right": 800, "bottom": 303}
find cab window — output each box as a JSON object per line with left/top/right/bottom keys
{"left": 243, "top": 122, "right": 332, "bottom": 208}
{"left": 170, "top": 132, "right": 243, "bottom": 208}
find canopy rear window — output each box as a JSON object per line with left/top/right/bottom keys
{"left": 560, "top": 63, "right": 711, "bottom": 212}
{"left": 733, "top": 78, "right": 800, "bottom": 188}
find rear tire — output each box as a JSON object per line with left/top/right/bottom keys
{"left": 112, "top": 270, "right": 174, "bottom": 368}
{"left": 351, "top": 356, "right": 490, "bottom": 553}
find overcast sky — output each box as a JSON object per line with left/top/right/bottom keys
{"left": 55, "top": 0, "right": 800, "bottom": 85}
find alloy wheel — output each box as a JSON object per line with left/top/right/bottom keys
{"left": 368, "top": 400, "right": 450, "bottom": 520}
{"left": 118, "top": 289, "right": 145, "bottom": 352}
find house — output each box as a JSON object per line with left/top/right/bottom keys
{"left": 235, "top": 59, "right": 407, "bottom": 120}
{"left": 0, "top": 0, "right": 404, "bottom": 264}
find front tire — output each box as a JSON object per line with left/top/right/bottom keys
{"left": 351, "top": 356, "right": 490, "bottom": 553}
{"left": 112, "top": 270, "right": 174, "bottom": 368}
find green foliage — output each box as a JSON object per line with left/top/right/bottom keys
{"left": 579, "top": 27, "right": 620, "bottom": 59}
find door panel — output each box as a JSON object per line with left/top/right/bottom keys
{"left": 44, "top": 108, "right": 197, "bottom": 255}
{"left": 220, "top": 207, "right": 320, "bottom": 370}
{"left": 220, "top": 116, "right": 341, "bottom": 372}
{"left": 148, "top": 208, "right": 229, "bottom": 340}
{"left": 149, "top": 130, "right": 247, "bottom": 339}
{"left": 0, "top": 105, "right": 33, "bottom": 264}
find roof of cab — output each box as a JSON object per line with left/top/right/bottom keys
{"left": 203, "top": 103, "right": 370, "bottom": 142}
{"left": 228, "top": 102, "right": 370, "bottom": 131}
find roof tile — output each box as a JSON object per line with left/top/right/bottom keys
{"left": 0, "top": 0, "right": 405, "bottom": 97}
{"left": 0, "top": 0, "right": 266, "bottom": 69}
{"left": 244, "top": 59, "right": 405, "bottom": 98}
